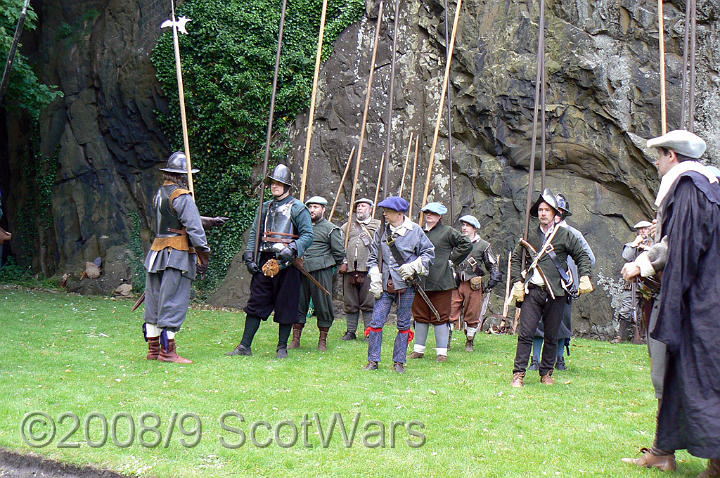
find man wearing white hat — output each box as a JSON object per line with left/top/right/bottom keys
{"left": 612, "top": 220, "right": 653, "bottom": 344}
{"left": 338, "top": 198, "right": 381, "bottom": 340}
{"left": 450, "top": 214, "right": 502, "bottom": 352}
{"left": 621, "top": 130, "right": 720, "bottom": 476}
{"left": 408, "top": 202, "right": 472, "bottom": 362}
{"left": 290, "top": 196, "right": 345, "bottom": 352}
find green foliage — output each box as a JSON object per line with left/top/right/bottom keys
{"left": 0, "top": 0, "right": 63, "bottom": 118}
{"left": 152, "top": 0, "right": 364, "bottom": 292}
{"left": 128, "top": 213, "right": 146, "bottom": 292}
{"left": 0, "top": 257, "right": 59, "bottom": 288}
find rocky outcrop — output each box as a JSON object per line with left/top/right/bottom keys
{"left": 217, "top": 0, "right": 720, "bottom": 337}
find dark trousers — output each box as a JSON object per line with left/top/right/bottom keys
{"left": 297, "top": 267, "right": 335, "bottom": 328}
{"left": 513, "top": 285, "right": 567, "bottom": 376}
{"left": 244, "top": 253, "right": 302, "bottom": 325}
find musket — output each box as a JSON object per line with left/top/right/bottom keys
{"left": 345, "top": 0, "right": 384, "bottom": 250}
{"left": 253, "top": 0, "right": 288, "bottom": 263}
{"left": 299, "top": 0, "right": 329, "bottom": 201}
{"left": 0, "top": 0, "right": 31, "bottom": 106}
{"left": 292, "top": 258, "right": 332, "bottom": 297}
{"left": 408, "top": 274, "right": 442, "bottom": 323}
{"left": 162, "top": 1, "right": 196, "bottom": 196}
{"left": 420, "top": 0, "right": 463, "bottom": 225}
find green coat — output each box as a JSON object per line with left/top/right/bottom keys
{"left": 424, "top": 224, "right": 472, "bottom": 291}
{"left": 511, "top": 223, "right": 592, "bottom": 298}
{"left": 303, "top": 218, "right": 345, "bottom": 272}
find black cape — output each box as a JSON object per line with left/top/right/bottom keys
{"left": 653, "top": 171, "right": 720, "bottom": 458}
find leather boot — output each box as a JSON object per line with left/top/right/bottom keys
{"left": 465, "top": 338, "right": 474, "bottom": 352}
{"left": 511, "top": 371, "right": 525, "bottom": 388}
{"left": 288, "top": 323, "right": 304, "bottom": 349}
{"left": 147, "top": 337, "right": 160, "bottom": 360}
{"left": 159, "top": 339, "right": 193, "bottom": 364}
{"left": 621, "top": 448, "right": 676, "bottom": 471}
{"left": 318, "top": 327, "right": 330, "bottom": 352}
{"left": 698, "top": 459, "right": 720, "bottom": 478}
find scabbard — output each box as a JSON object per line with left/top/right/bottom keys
{"left": 410, "top": 276, "right": 442, "bottom": 322}
{"left": 292, "top": 258, "right": 332, "bottom": 297}
{"left": 131, "top": 291, "right": 146, "bottom": 312}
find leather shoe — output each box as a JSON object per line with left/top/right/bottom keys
{"left": 698, "top": 458, "right": 720, "bottom": 478}
{"left": 409, "top": 351, "right": 424, "bottom": 359}
{"left": 340, "top": 331, "right": 356, "bottom": 340}
{"left": 555, "top": 357, "right": 567, "bottom": 370}
{"left": 393, "top": 362, "right": 406, "bottom": 373}
{"left": 227, "top": 344, "right": 252, "bottom": 356}
{"left": 511, "top": 372, "right": 525, "bottom": 388}
{"left": 362, "top": 361, "right": 378, "bottom": 371}
{"left": 276, "top": 347, "right": 288, "bottom": 359}
{"left": 621, "top": 448, "right": 676, "bottom": 472}
{"left": 436, "top": 355, "right": 447, "bottom": 362}
{"left": 540, "top": 372, "right": 555, "bottom": 385}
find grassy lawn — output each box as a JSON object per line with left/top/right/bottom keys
{"left": 0, "top": 286, "right": 706, "bottom": 477}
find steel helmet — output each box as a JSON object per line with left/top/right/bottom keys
{"left": 265, "top": 164, "right": 292, "bottom": 187}
{"left": 160, "top": 151, "right": 199, "bottom": 174}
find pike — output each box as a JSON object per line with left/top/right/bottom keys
{"left": 161, "top": 1, "right": 196, "bottom": 196}
{"left": 345, "top": 1, "right": 384, "bottom": 249}
{"left": 0, "top": 0, "right": 32, "bottom": 106}
{"left": 420, "top": 0, "right": 463, "bottom": 224}
{"left": 328, "top": 147, "right": 355, "bottom": 223}
{"left": 397, "top": 132, "right": 414, "bottom": 196}
{"left": 381, "top": 0, "right": 401, "bottom": 198}
{"left": 253, "top": 0, "right": 289, "bottom": 263}
{"left": 299, "top": 0, "right": 329, "bottom": 201}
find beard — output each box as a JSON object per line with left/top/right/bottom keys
{"left": 356, "top": 211, "right": 370, "bottom": 221}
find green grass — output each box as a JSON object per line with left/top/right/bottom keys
{"left": 0, "top": 286, "right": 708, "bottom": 477}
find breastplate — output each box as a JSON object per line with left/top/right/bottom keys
{"left": 261, "top": 199, "right": 297, "bottom": 251}
{"left": 153, "top": 184, "right": 183, "bottom": 238}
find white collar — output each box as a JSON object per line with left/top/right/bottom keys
{"left": 656, "top": 161, "right": 718, "bottom": 207}
{"left": 389, "top": 216, "right": 413, "bottom": 236}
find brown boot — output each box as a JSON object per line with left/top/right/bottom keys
{"left": 540, "top": 371, "right": 555, "bottom": 385}
{"left": 159, "top": 339, "right": 193, "bottom": 364}
{"left": 511, "top": 372, "right": 525, "bottom": 388}
{"left": 465, "top": 338, "right": 474, "bottom": 352}
{"left": 409, "top": 351, "right": 424, "bottom": 359}
{"left": 621, "top": 448, "right": 676, "bottom": 471}
{"left": 147, "top": 337, "right": 160, "bottom": 360}
{"left": 288, "top": 323, "right": 304, "bottom": 349}
{"left": 698, "top": 459, "right": 720, "bottom": 478}
{"left": 318, "top": 327, "right": 329, "bottom": 352}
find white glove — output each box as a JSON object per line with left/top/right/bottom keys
{"left": 578, "top": 275, "right": 593, "bottom": 295}
{"left": 369, "top": 266, "right": 383, "bottom": 299}
{"left": 511, "top": 281, "right": 525, "bottom": 302}
{"left": 398, "top": 257, "right": 426, "bottom": 280}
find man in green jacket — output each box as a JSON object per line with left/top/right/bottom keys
{"left": 509, "top": 189, "right": 594, "bottom": 386}
{"left": 290, "top": 196, "right": 346, "bottom": 351}
{"left": 409, "top": 202, "right": 472, "bottom": 362}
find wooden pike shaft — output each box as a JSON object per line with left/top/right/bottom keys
{"left": 345, "top": 1, "right": 384, "bottom": 250}
{"left": 328, "top": 146, "right": 355, "bottom": 223}
{"left": 254, "top": 0, "right": 288, "bottom": 260}
{"left": 171, "top": 0, "right": 194, "bottom": 196}
{"left": 398, "top": 132, "right": 414, "bottom": 196}
{"left": 409, "top": 135, "right": 419, "bottom": 218}
{"left": 382, "top": 0, "right": 401, "bottom": 198}
{"left": 658, "top": 0, "right": 667, "bottom": 134}
{"left": 420, "top": 0, "right": 463, "bottom": 224}
{"left": 372, "top": 152, "right": 385, "bottom": 219}
{"left": 299, "top": 0, "right": 329, "bottom": 201}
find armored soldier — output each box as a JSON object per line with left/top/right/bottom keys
{"left": 364, "top": 196, "right": 435, "bottom": 373}
{"left": 289, "top": 196, "right": 345, "bottom": 351}
{"left": 142, "top": 152, "right": 210, "bottom": 364}
{"left": 338, "top": 198, "right": 381, "bottom": 340}
{"left": 409, "top": 202, "right": 472, "bottom": 362}
{"left": 450, "top": 214, "right": 502, "bottom": 352}
{"left": 226, "top": 164, "right": 313, "bottom": 359}
{"left": 509, "top": 189, "right": 593, "bottom": 386}
{"left": 611, "top": 220, "right": 653, "bottom": 343}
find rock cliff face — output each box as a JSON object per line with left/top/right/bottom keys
{"left": 3, "top": 0, "right": 719, "bottom": 335}
{"left": 269, "top": 0, "right": 720, "bottom": 337}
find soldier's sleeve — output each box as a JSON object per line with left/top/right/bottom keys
{"left": 292, "top": 202, "right": 314, "bottom": 258}
{"left": 173, "top": 194, "right": 210, "bottom": 252}
{"left": 510, "top": 242, "right": 523, "bottom": 284}
{"left": 415, "top": 226, "right": 435, "bottom": 271}
{"left": 329, "top": 227, "right": 346, "bottom": 265}
{"left": 366, "top": 227, "right": 381, "bottom": 270}
{"left": 484, "top": 244, "right": 502, "bottom": 284}
{"left": 449, "top": 228, "right": 473, "bottom": 265}
{"left": 621, "top": 244, "right": 637, "bottom": 262}
{"left": 570, "top": 227, "right": 595, "bottom": 266}
{"left": 566, "top": 229, "right": 591, "bottom": 278}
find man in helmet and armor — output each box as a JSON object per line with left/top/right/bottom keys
{"left": 142, "top": 151, "right": 211, "bottom": 364}
{"left": 289, "top": 196, "right": 345, "bottom": 351}
{"left": 450, "top": 214, "right": 502, "bottom": 352}
{"left": 509, "top": 189, "right": 594, "bottom": 387}
{"left": 227, "top": 164, "right": 313, "bottom": 359}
